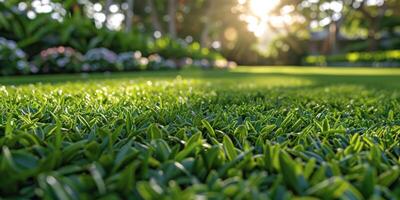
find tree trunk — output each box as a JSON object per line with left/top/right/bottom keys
{"left": 168, "top": 0, "right": 177, "bottom": 38}
{"left": 329, "top": 22, "right": 339, "bottom": 54}
{"left": 62, "top": 0, "right": 80, "bottom": 16}
{"left": 357, "top": 0, "right": 387, "bottom": 52}
{"left": 368, "top": 22, "right": 379, "bottom": 51}
{"left": 200, "top": 24, "right": 210, "bottom": 47}
{"left": 147, "top": 0, "right": 164, "bottom": 35}
{"left": 105, "top": 0, "right": 113, "bottom": 16}
{"left": 200, "top": 0, "right": 215, "bottom": 47}
{"left": 125, "top": 0, "right": 134, "bottom": 32}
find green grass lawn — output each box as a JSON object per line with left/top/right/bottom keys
{"left": 1, "top": 67, "right": 400, "bottom": 199}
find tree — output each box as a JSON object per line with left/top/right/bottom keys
{"left": 147, "top": 0, "right": 164, "bottom": 35}
{"left": 167, "top": 0, "right": 177, "bottom": 38}
{"left": 104, "top": 0, "right": 113, "bottom": 16}
{"left": 351, "top": 0, "right": 400, "bottom": 51}
{"left": 125, "top": 0, "right": 134, "bottom": 32}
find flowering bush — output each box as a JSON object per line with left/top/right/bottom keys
{"left": 84, "top": 48, "right": 120, "bottom": 72}
{"left": 193, "top": 59, "right": 212, "bottom": 69}
{"left": 148, "top": 54, "right": 179, "bottom": 70}
{"left": 177, "top": 57, "right": 194, "bottom": 69}
{"left": 0, "top": 37, "right": 30, "bottom": 75}
{"left": 191, "top": 58, "right": 237, "bottom": 69}
{"left": 117, "top": 51, "right": 148, "bottom": 71}
{"left": 147, "top": 54, "right": 164, "bottom": 70}
{"left": 211, "top": 59, "right": 237, "bottom": 69}
{"left": 35, "top": 47, "right": 84, "bottom": 73}
{"left": 163, "top": 59, "right": 178, "bottom": 70}
{"left": 0, "top": 39, "right": 234, "bottom": 76}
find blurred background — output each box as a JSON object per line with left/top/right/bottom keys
{"left": 0, "top": 0, "right": 399, "bottom": 76}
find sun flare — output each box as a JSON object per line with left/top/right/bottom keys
{"left": 249, "top": 0, "right": 279, "bottom": 18}
{"left": 241, "top": 0, "right": 289, "bottom": 37}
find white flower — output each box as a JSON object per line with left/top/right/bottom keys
{"left": 133, "top": 51, "right": 142, "bottom": 59}
{"left": 17, "top": 60, "right": 27, "bottom": 70}
{"left": 164, "top": 59, "right": 177, "bottom": 69}
{"left": 7, "top": 41, "right": 17, "bottom": 49}
{"left": 30, "top": 64, "right": 39, "bottom": 73}
{"left": 15, "top": 49, "right": 26, "bottom": 58}
{"left": 139, "top": 57, "right": 149, "bottom": 66}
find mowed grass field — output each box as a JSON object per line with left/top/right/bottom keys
{"left": 1, "top": 67, "right": 400, "bottom": 199}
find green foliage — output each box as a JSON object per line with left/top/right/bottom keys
{"left": 0, "top": 42, "right": 232, "bottom": 76}
{"left": 0, "top": 37, "right": 30, "bottom": 75}
{"left": 83, "top": 48, "right": 121, "bottom": 72}
{"left": 1, "top": 68, "right": 400, "bottom": 198}
{"left": 0, "top": 7, "right": 225, "bottom": 63}
{"left": 34, "top": 46, "right": 84, "bottom": 73}
{"left": 304, "top": 50, "right": 400, "bottom": 66}
{"left": 117, "top": 51, "right": 148, "bottom": 71}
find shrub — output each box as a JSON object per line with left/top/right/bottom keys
{"left": 147, "top": 54, "right": 164, "bottom": 70}
{"left": 152, "top": 37, "right": 187, "bottom": 59}
{"left": 193, "top": 59, "right": 212, "bottom": 69}
{"left": 35, "top": 46, "right": 84, "bottom": 74}
{"left": 304, "top": 50, "right": 400, "bottom": 66}
{"left": 84, "top": 48, "right": 120, "bottom": 72}
{"left": 178, "top": 57, "right": 194, "bottom": 68}
{"left": 0, "top": 37, "right": 30, "bottom": 75}
{"left": 147, "top": 54, "right": 178, "bottom": 70}
{"left": 211, "top": 59, "right": 229, "bottom": 69}
{"left": 117, "top": 51, "right": 148, "bottom": 71}
{"left": 163, "top": 59, "right": 179, "bottom": 70}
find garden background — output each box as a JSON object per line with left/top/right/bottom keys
{"left": 1, "top": 0, "right": 399, "bottom": 75}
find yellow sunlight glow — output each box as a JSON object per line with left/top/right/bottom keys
{"left": 245, "top": 0, "right": 287, "bottom": 37}
{"left": 250, "top": 0, "right": 277, "bottom": 17}
{"left": 249, "top": 0, "right": 278, "bottom": 17}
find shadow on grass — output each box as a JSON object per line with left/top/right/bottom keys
{"left": 227, "top": 72, "right": 400, "bottom": 90}
{"left": 1, "top": 67, "right": 400, "bottom": 90}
